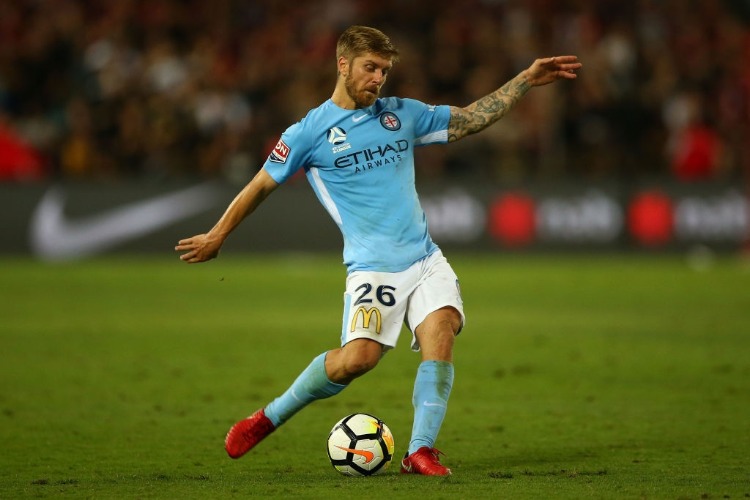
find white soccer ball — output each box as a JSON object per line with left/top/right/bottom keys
{"left": 326, "top": 413, "right": 395, "bottom": 476}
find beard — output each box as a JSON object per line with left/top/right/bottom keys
{"left": 345, "top": 72, "right": 379, "bottom": 108}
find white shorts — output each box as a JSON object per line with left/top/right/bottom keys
{"left": 341, "top": 249, "right": 465, "bottom": 351}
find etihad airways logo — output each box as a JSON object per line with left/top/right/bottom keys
{"left": 334, "top": 140, "right": 408, "bottom": 172}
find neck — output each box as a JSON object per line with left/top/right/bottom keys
{"left": 331, "top": 82, "right": 357, "bottom": 110}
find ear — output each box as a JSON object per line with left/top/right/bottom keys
{"left": 337, "top": 56, "right": 350, "bottom": 76}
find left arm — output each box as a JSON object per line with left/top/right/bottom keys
{"left": 447, "top": 55, "right": 581, "bottom": 142}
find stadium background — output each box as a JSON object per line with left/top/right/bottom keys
{"left": 2, "top": 2, "right": 750, "bottom": 498}
{"left": 1, "top": 0, "right": 749, "bottom": 257}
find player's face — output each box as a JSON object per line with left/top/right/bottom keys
{"left": 344, "top": 53, "right": 392, "bottom": 108}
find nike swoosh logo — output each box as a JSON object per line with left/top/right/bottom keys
{"left": 30, "top": 182, "right": 223, "bottom": 261}
{"left": 335, "top": 445, "right": 375, "bottom": 463}
{"left": 423, "top": 402, "right": 446, "bottom": 408}
{"left": 352, "top": 114, "right": 368, "bottom": 122}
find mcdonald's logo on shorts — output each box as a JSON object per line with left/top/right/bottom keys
{"left": 350, "top": 306, "right": 382, "bottom": 334}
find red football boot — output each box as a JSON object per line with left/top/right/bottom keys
{"left": 400, "top": 447, "right": 452, "bottom": 476}
{"left": 225, "top": 408, "right": 276, "bottom": 459}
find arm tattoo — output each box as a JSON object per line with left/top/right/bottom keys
{"left": 447, "top": 75, "right": 531, "bottom": 142}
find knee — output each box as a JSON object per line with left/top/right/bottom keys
{"left": 433, "top": 307, "right": 463, "bottom": 336}
{"left": 341, "top": 354, "right": 379, "bottom": 378}
{"left": 326, "top": 339, "right": 383, "bottom": 384}
{"left": 415, "top": 307, "right": 462, "bottom": 362}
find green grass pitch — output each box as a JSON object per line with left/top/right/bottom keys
{"left": 1, "top": 254, "right": 748, "bottom": 498}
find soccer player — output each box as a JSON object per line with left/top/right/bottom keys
{"left": 176, "top": 25, "right": 580, "bottom": 476}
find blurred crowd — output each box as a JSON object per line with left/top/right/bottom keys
{"left": 1, "top": 0, "right": 749, "bottom": 184}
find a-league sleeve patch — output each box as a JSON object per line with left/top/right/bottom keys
{"left": 269, "top": 138, "right": 290, "bottom": 163}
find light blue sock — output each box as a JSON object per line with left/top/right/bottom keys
{"left": 264, "top": 352, "right": 346, "bottom": 427}
{"left": 408, "top": 360, "right": 454, "bottom": 455}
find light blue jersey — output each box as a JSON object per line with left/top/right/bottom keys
{"left": 263, "top": 97, "right": 451, "bottom": 273}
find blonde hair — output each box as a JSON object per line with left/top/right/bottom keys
{"left": 336, "top": 25, "right": 399, "bottom": 62}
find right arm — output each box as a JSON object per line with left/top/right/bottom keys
{"left": 175, "top": 168, "right": 279, "bottom": 263}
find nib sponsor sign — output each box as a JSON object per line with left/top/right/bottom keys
{"left": 0, "top": 181, "right": 747, "bottom": 259}
{"left": 421, "top": 184, "right": 749, "bottom": 250}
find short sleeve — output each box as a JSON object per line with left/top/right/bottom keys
{"left": 403, "top": 99, "right": 451, "bottom": 146}
{"left": 262, "top": 121, "right": 312, "bottom": 184}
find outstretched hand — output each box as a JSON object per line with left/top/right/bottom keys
{"left": 524, "top": 56, "right": 582, "bottom": 87}
{"left": 175, "top": 234, "right": 222, "bottom": 263}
